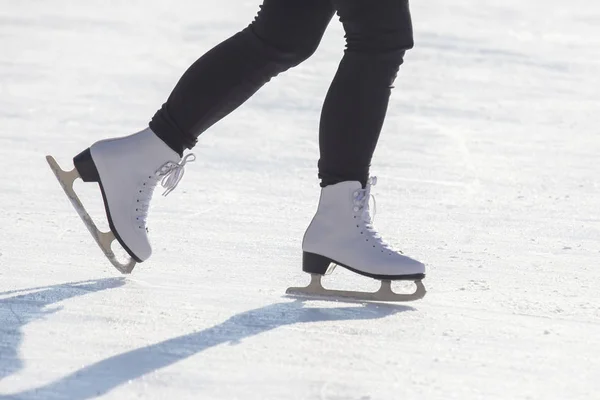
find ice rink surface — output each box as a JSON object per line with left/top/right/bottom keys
{"left": 1, "top": 1, "right": 599, "bottom": 399}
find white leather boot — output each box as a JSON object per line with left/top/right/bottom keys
{"left": 72, "top": 127, "right": 194, "bottom": 262}
{"left": 302, "top": 177, "right": 425, "bottom": 280}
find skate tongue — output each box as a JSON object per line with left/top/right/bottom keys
{"left": 355, "top": 176, "right": 377, "bottom": 223}
{"left": 160, "top": 153, "right": 196, "bottom": 196}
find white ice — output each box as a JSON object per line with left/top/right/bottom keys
{"left": 1, "top": 0, "right": 599, "bottom": 399}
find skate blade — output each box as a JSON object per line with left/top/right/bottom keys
{"left": 46, "top": 155, "right": 136, "bottom": 274}
{"left": 286, "top": 274, "right": 426, "bottom": 303}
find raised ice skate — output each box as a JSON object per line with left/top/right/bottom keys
{"left": 46, "top": 127, "right": 194, "bottom": 273}
{"left": 287, "top": 177, "right": 426, "bottom": 302}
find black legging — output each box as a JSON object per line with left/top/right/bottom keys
{"left": 150, "top": 0, "right": 414, "bottom": 187}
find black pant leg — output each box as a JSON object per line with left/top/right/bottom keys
{"left": 150, "top": 0, "right": 334, "bottom": 155}
{"left": 318, "top": 0, "right": 414, "bottom": 187}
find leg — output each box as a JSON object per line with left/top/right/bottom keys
{"left": 318, "top": 0, "right": 414, "bottom": 187}
{"left": 150, "top": 0, "right": 335, "bottom": 155}
{"left": 295, "top": 1, "right": 424, "bottom": 301}
{"left": 48, "top": 2, "right": 336, "bottom": 269}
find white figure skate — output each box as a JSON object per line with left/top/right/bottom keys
{"left": 46, "top": 127, "right": 194, "bottom": 273}
{"left": 287, "top": 177, "right": 426, "bottom": 302}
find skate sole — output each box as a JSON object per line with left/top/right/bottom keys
{"left": 46, "top": 154, "right": 138, "bottom": 273}
{"left": 286, "top": 252, "right": 427, "bottom": 302}
{"left": 302, "top": 251, "right": 426, "bottom": 281}
{"left": 286, "top": 274, "right": 426, "bottom": 302}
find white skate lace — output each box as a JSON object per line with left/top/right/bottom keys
{"left": 136, "top": 153, "right": 196, "bottom": 230}
{"left": 159, "top": 153, "right": 196, "bottom": 196}
{"left": 353, "top": 176, "right": 399, "bottom": 252}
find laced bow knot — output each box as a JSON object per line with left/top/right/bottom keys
{"left": 158, "top": 153, "right": 196, "bottom": 196}
{"left": 136, "top": 153, "right": 195, "bottom": 230}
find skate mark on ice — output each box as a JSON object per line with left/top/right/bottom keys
{"left": 2, "top": 300, "right": 413, "bottom": 399}
{"left": 0, "top": 278, "right": 125, "bottom": 385}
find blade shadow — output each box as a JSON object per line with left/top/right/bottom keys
{"left": 1, "top": 298, "right": 414, "bottom": 399}
{"left": 0, "top": 278, "right": 126, "bottom": 385}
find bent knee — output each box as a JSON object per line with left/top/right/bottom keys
{"left": 345, "top": 26, "right": 414, "bottom": 55}
{"left": 244, "top": 27, "right": 321, "bottom": 69}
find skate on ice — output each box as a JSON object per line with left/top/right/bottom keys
{"left": 46, "top": 127, "right": 194, "bottom": 274}
{"left": 286, "top": 178, "right": 426, "bottom": 302}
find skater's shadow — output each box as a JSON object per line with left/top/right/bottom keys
{"left": 2, "top": 297, "right": 414, "bottom": 399}
{"left": 0, "top": 278, "right": 126, "bottom": 384}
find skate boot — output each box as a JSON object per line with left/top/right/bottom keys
{"left": 287, "top": 177, "right": 426, "bottom": 302}
{"left": 46, "top": 127, "right": 194, "bottom": 273}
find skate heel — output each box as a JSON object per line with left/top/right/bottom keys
{"left": 73, "top": 148, "right": 100, "bottom": 182}
{"left": 302, "top": 252, "right": 333, "bottom": 275}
